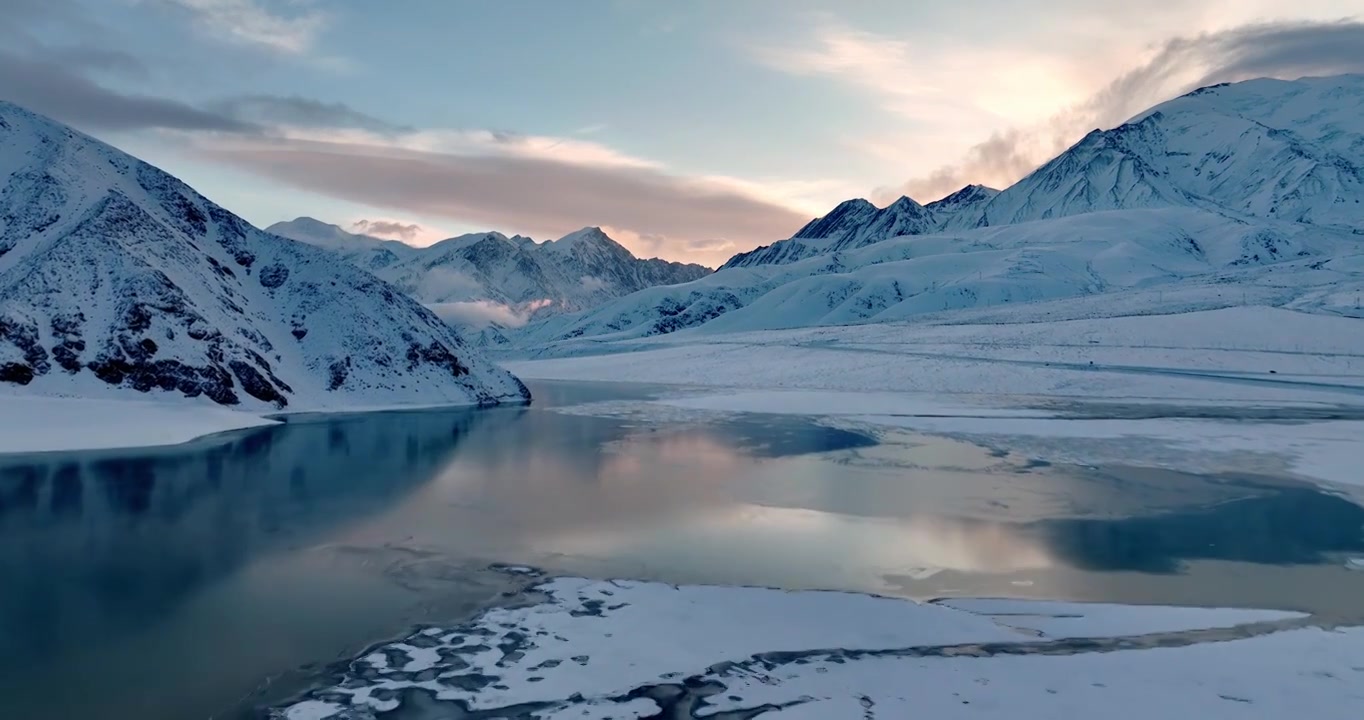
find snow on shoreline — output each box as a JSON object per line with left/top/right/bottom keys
{"left": 0, "top": 393, "right": 523, "bottom": 455}
{"left": 0, "top": 395, "right": 278, "bottom": 454}
{"left": 274, "top": 575, "right": 1356, "bottom": 720}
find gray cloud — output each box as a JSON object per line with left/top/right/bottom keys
{"left": 351, "top": 219, "right": 423, "bottom": 241}
{"left": 200, "top": 137, "right": 808, "bottom": 265}
{"left": 0, "top": 46, "right": 399, "bottom": 136}
{"left": 208, "top": 95, "right": 411, "bottom": 133}
{"left": 890, "top": 19, "right": 1364, "bottom": 203}
{"left": 0, "top": 51, "right": 259, "bottom": 132}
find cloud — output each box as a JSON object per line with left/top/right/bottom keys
{"left": 0, "top": 50, "right": 259, "bottom": 132}
{"left": 207, "top": 95, "right": 410, "bottom": 133}
{"left": 602, "top": 226, "right": 731, "bottom": 266}
{"left": 149, "top": 0, "right": 326, "bottom": 54}
{"left": 888, "top": 19, "right": 1364, "bottom": 202}
{"left": 195, "top": 131, "right": 809, "bottom": 267}
{"left": 750, "top": 17, "right": 1080, "bottom": 128}
{"left": 578, "top": 276, "right": 609, "bottom": 293}
{"left": 0, "top": 34, "right": 397, "bottom": 137}
{"left": 426, "top": 299, "right": 553, "bottom": 329}
{"left": 201, "top": 94, "right": 403, "bottom": 134}
{"left": 351, "top": 218, "right": 424, "bottom": 242}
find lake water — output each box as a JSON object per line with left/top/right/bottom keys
{"left": 1, "top": 381, "right": 1362, "bottom": 719}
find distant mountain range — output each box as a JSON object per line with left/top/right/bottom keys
{"left": 511, "top": 74, "right": 1364, "bottom": 351}
{"left": 0, "top": 101, "right": 528, "bottom": 409}
{"left": 268, "top": 218, "right": 711, "bottom": 331}
{"left": 4, "top": 74, "right": 1362, "bottom": 409}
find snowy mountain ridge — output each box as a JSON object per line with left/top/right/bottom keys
{"left": 268, "top": 219, "right": 712, "bottom": 329}
{"left": 956, "top": 75, "right": 1364, "bottom": 231}
{"left": 723, "top": 75, "right": 1364, "bottom": 273}
{"left": 506, "top": 74, "right": 1364, "bottom": 354}
{"left": 0, "top": 101, "right": 529, "bottom": 411}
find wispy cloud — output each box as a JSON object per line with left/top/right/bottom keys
{"left": 149, "top": 0, "right": 326, "bottom": 54}
{"left": 350, "top": 218, "right": 424, "bottom": 242}
{"left": 750, "top": 16, "right": 1083, "bottom": 129}
{"left": 207, "top": 95, "right": 409, "bottom": 134}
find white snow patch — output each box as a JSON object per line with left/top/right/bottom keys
{"left": 281, "top": 701, "right": 344, "bottom": 720}
{"left": 0, "top": 395, "right": 275, "bottom": 454}
{"left": 701, "top": 626, "right": 1364, "bottom": 720}
{"left": 276, "top": 577, "right": 1341, "bottom": 719}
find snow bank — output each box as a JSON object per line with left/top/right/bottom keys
{"left": 275, "top": 576, "right": 1347, "bottom": 720}
{"left": 0, "top": 395, "right": 275, "bottom": 454}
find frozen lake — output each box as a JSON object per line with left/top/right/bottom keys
{"left": 1, "top": 381, "right": 1362, "bottom": 719}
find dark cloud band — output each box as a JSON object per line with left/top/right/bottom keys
{"left": 200, "top": 137, "right": 807, "bottom": 262}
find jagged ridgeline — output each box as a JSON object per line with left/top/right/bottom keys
{"left": 515, "top": 74, "right": 1364, "bottom": 347}
{"left": 0, "top": 101, "right": 529, "bottom": 410}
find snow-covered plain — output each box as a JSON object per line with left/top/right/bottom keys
{"left": 274, "top": 576, "right": 1358, "bottom": 720}
{"left": 506, "top": 304, "right": 1364, "bottom": 489}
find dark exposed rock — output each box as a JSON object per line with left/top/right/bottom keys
{"left": 229, "top": 359, "right": 288, "bottom": 408}
{"left": 406, "top": 341, "right": 469, "bottom": 377}
{"left": 123, "top": 303, "right": 153, "bottom": 332}
{"left": 327, "top": 357, "right": 349, "bottom": 391}
{"left": 87, "top": 355, "right": 239, "bottom": 405}
{"left": 206, "top": 255, "right": 236, "bottom": 279}
{"left": 136, "top": 163, "right": 207, "bottom": 237}
{"left": 0, "top": 362, "right": 34, "bottom": 385}
{"left": 0, "top": 315, "right": 51, "bottom": 377}
{"left": 186, "top": 322, "right": 213, "bottom": 340}
{"left": 49, "top": 313, "right": 85, "bottom": 373}
{"left": 258, "top": 263, "right": 290, "bottom": 288}
{"left": 207, "top": 204, "right": 255, "bottom": 268}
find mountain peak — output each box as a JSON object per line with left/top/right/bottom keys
{"left": 547, "top": 226, "right": 625, "bottom": 253}
{"left": 885, "top": 195, "right": 931, "bottom": 215}
{"left": 928, "top": 184, "right": 1000, "bottom": 207}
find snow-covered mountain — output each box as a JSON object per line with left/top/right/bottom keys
{"left": 725, "top": 75, "right": 1364, "bottom": 273}
{"left": 0, "top": 101, "right": 529, "bottom": 410}
{"left": 720, "top": 195, "right": 938, "bottom": 269}
{"left": 269, "top": 219, "right": 712, "bottom": 326}
{"left": 924, "top": 184, "right": 1000, "bottom": 222}
{"left": 952, "top": 75, "right": 1364, "bottom": 230}
{"left": 508, "top": 75, "right": 1364, "bottom": 353}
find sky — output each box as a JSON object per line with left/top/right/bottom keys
{"left": 3, "top": 0, "right": 1364, "bottom": 267}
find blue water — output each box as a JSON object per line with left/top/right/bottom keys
{"left": 1, "top": 381, "right": 1361, "bottom": 719}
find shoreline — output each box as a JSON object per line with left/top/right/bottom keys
{"left": 266, "top": 567, "right": 1361, "bottom": 720}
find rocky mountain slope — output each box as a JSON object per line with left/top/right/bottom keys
{"left": 508, "top": 74, "right": 1364, "bottom": 353}
{"left": 957, "top": 75, "right": 1364, "bottom": 231}
{"left": 0, "top": 101, "right": 529, "bottom": 410}
{"left": 268, "top": 219, "right": 712, "bottom": 327}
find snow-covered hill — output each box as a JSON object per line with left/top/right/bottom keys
{"left": 268, "top": 219, "right": 712, "bottom": 327}
{"left": 0, "top": 101, "right": 530, "bottom": 412}
{"left": 507, "top": 75, "right": 1364, "bottom": 354}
